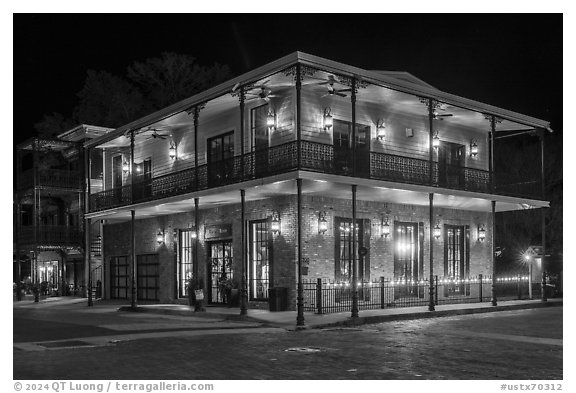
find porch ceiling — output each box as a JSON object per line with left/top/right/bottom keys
{"left": 87, "top": 173, "right": 547, "bottom": 223}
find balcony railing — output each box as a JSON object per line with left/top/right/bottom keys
{"left": 18, "top": 226, "right": 83, "bottom": 247}
{"left": 17, "top": 168, "right": 82, "bottom": 190}
{"left": 89, "top": 140, "right": 543, "bottom": 212}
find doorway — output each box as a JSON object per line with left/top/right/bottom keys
{"left": 333, "top": 120, "right": 370, "bottom": 176}
{"left": 438, "top": 141, "right": 465, "bottom": 188}
{"left": 251, "top": 104, "right": 270, "bottom": 178}
{"left": 208, "top": 132, "right": 234, "bottom": 187}
{"left": 394, "top": 221, "right": 424, "bottom": 298}
{"left": 207, "top": 240, "right": 234, "bottom": 304}
{"left": 444, "top": 225, "right": 470, "bottom": 296}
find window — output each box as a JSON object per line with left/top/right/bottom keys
{"left": 444, "top": 225, "right": 470, "bottom": 295}
{"left": 249, "top": 219, "right": 272, "bottom": 300}
{"left": 178, "top": 229, "right": 195, "bottom": 297}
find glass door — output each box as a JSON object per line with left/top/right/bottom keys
{"left": 438, "top": 141, "right": 465, "bottom": 188}
{"left": 208, "top": 132, "right": 234, "bottom": 187}
{"left": 394, "top": 222, "right": 423, "bottom": 298}
{"left": 251, "top": 105, "right": 269, "bottom": 178}
{"left": 207, "top": 240, "right": 234, "bottom": 304}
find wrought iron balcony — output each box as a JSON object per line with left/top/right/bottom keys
{"left": 88, "top": 140, "right": 543, "bottom": 212}
{"left": 17, "top": 168, "right": 82, "bottom": 190}
{"left": 18, "top": 226, "right": 83, "bottom": 247}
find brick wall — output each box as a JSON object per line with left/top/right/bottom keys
{"left": 102, "top": 193, "right": 492, "bottom": 309}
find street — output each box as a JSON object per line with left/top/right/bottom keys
{"left": 13, "top": 301, "right": 562, "bottom": 380}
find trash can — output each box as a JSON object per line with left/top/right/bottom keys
{"left": 268, "top": 287, "right": 288, "bottom": 311}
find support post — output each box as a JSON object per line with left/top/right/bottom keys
{"left": 428, "top": 193, "right": 435, "bottom": 311}
{"left": 296, "top": 178, "right": 305, "bottom": 327}
{"left": 86, "top": 218, "right": 92, "bottom": 306}
{"left": 194, "top": 197, "right": 204, "bottom": 311}
{"left": 130, "top": 209, "right": 136, "bottom": 309}
{"left": 489, "top": 117, "right": 495, "bottom": 192}
{"left": 351, "top": 79, "right": 357, "bottom": 177}
{"left": 491, "top": 200, "right": 497, "bottom": 306}
{"left": 296, "top": 64, "right": 302, "bottom": 169}
{"left": 380, "top": 276, "right": 385, "bottom": 309}
{"left": 194, "top": 107, "right": 200, "bottom": 190}
{"left": 240, "top": 189, "right": 248, "bottom": 315}
{"left": 239, "top": 88, "right": 245, "bottom": 181}
{"left": 130, "top": 130, "right": 135, "bottom": 203}
{"left": 478, "top": 273, "right": 483, "bottom": 302}
{"left": 351, "top": 184, "right": 359, "bottom": 318}
{"left": 428, "top": 99, "right": 435, "bottom": 186}
{"left": 541, "top": 207, "right": 547, "bottom": 302}
{"left": 528, "top": 262, "right": 533, "bottom": 300}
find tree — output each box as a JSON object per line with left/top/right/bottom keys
{"left": 33, "top": 112, "right": 77, "bottom": 139}
{"left": 127, "top": 52, "right": 231, "bottom": 110}
{"left": 73, "top": 70, "right": 145, "bottom": 128}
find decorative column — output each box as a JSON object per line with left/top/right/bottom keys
{"left": 296, "top": 64, "right": 302, "bottom": 169}
{"left": 86, "top": 218, "right": 92, "bottom": 306}
{"left": 491, "top": 200, "right": 497, "bottom": 306}
{"left": 240, "top": 189, "right": 248, "bottom": 315}
{"left": 489, "top": 116, "right": 495, "bottom": 193}
{"left": 130, "top": 130, "right": 135, "bottom": 203}
{"left": 540, "top": 129, "right": 547, "bottom": 301}
{"left": 428, "top": 99, "right": 435, "bottom": 186}
{"left": 351, "top": 78, "right": 357, "bottom": 177}
{"left": 194, "top": 107, "right": 200, "bottom": 190}
{"left": 296, "top": 178, "right": 305, "bottom": 327}
{"left": 239, "top": 88, "right": 245, "bottom": 181}
{"left": 428, "top": 193, "right": 435, "bottom": 311}
{"left": 194, "top": 197, "right": 199, "bottom": 285}
{"left": 130, "top": 209, "right": 136, "bottom": 309}
{"left": 33, "top": 139, "right": 39, "bottom": 292}
{"left": 351, "top": 184, "right": 359, "bottom": 318}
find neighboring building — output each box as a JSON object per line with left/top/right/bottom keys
{"left": 14, "top": 125, "right": 113, "bottom": 296}
{"left": 83, "top": 52, "right": 551, "bottom": 312}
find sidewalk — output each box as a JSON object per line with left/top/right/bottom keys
{"left": 117, "top": 298, "right": 563, "bottom": 330}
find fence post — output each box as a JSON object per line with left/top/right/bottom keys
{"left": 316, "top": 278, "right": 323, "bottom": 315}
{"left": 435, "top": 275, "right": 439, "bottom": 306}
{"left": 517, "top": 274, "right": 522, "bottom": 300}
{"left": 478, "top": 274, "right": 483, "bottom": 302}
{"left": 380, "top": 276, "right": 385, "bottom": 309}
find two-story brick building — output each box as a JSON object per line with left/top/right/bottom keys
{"left": 83, "top": 52, "right": 550, "bottom": 319}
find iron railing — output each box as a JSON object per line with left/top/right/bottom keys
{"left": 303, "top": 275, "right": 544, "bottom": 314}
{"left": 18, "top": 226, "right": 83, "bottom": 247}
{"left": 17, "top": 168, "right": 82, "bottom": 190}
{"left": 89, "top": 140, "right": 543, "bottom": 212}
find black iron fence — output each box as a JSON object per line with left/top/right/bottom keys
{"left": 89, "top": 140, "right": 543, "bottom": 212}
{"left": 18, "top": 168, "right": 82, "bottom": 190}
{"left": 303, "top": 275, "right": 546, "bottom": 314}
{"left": 19, "top": 226, "right": 83, "bottom": 247}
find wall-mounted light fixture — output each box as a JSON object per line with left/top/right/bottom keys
{"left": 122, "top": 160, "right": 130, "bottom": 173}
{"left": 478, "top": 225, "right": 486, "bottom": 242}
{"left": 432, "top": 131, "right": 440, "bottom": 150}
{"left": 190, "top": 226, "right": 198, "bottom": 239}
{"left": 267, "top": 110, "right": 276, "bottom": 130}
{"left": 156, "top": 229, "right": 165, "bottom": 244}
{"left": 470, "top": 139, "right": 478, "bottom": 158}
{"left": 169, "top": 142, "right": 177, "bottom": 160}
{"left": 318, "top": 211, "right": 328, "bottom": 234}
{"left": 433, "top": 223, "right": 442, "bottom": 240}
{"left": 381, "top": 215, "right": 391, "bottom": 238}
{"left": 376, "top": 119, "right": 386, "bottom": 140}
{"left": 270, "top": 211, "right": 281, "bottom": 235}
{"left": 323, "top": 107, "right": 333, "bottom": 130}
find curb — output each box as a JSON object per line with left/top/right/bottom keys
{"left": 310, "top": 300, "right": 563, "bottom": 329}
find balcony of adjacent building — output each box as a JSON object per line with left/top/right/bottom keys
{"left": 85, "top": 58, "right": 549, "bottom": 214}
{"left": 16, "top": 137, "right": 83, "bottom": 192}
{"left": 17, "top": 225, "right": 83, "bottom": 249}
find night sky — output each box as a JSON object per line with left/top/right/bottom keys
{"left": 13, "top": 14, "right": 562, "bottom": 147}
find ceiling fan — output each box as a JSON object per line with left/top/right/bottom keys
{"left": 145, "top": 128, "right": 170, "bottom": 140}
{"left": 245, "top": 81, "right": 280, "bottom": 102}
{"left": 433, "top": 106, "right": 453, "bottom": 120}
{"left": 312, "top": 75, "right": 351, "bottom": 98}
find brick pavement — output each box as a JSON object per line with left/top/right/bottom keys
{"left": 13, "top": 307, "right": 562, "bottom": 380}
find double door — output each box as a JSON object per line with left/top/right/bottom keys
{"left": 438, "top": 142, "right": 465, "bottom": 188}
{"left": 394, "top": 222, "right": 424, "bottom": 298}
